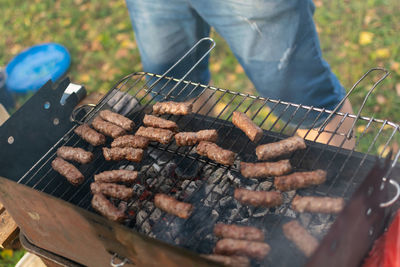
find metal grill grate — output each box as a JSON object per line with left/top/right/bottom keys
{"left": 16, "top": 38, "right": 400, "bottom": 266}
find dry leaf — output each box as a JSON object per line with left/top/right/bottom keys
{"left": 376, "top": 95, "right": 387, "bottom": 104}
{"left": 396, "top": 83, "right": 400, "bottom": 97}
{"left": 375, "top": 48, "right": 390, "bottom": 59}
{"left": 359, "top": 31, "right": 374, "bottom": 45}
{"left": 235, "top": 64, "right": 244, "bottom": 74}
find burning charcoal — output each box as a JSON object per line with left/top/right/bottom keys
{"left": 160, "top": 162, "right": 177, "bottom": 178}
{"left": 148, "top": 149, "right": 174, "bottom": 165}
{"left": 259, "top": 181, "right": 273, "bottom": 191}
{"left": 132, "top": 183, "right": 145, "bottom": 196}
{"left": 226, "top": 171, "right": 242, "bottom": 186}
{"left": 219, "top": 196, "right": 236, "bottom": 209}
{"left": 181, "top": 180, "right": 199, "bottom": 195}
{"left": 146, "top": 177, "right": 157, "bottom": 187}
{"left": 136, "top": 210, "right": 151, "bottom": 234}
{"left": 150, "top": 208, "right": 162, "bottom": 223}
{"left": 207, "top": 168, "right": 226, "bottom": 184}
{"left": 252, "top": 208, "right": 269, "bottom": 218}
{"left": 175, "top": 158, "right": 200, "bottom": 179}
{"left": 211, "top": 210, "right": 219, "bottom": 221}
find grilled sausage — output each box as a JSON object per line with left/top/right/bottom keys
{"left": 152, "top": 101, "right": 192, "bottom": 115}
{"left": 196, "top": 141, "right": 236, "bottom": 166}
{"left": 154, "top": 193, "right": 193, "bottom": 219}
{"left": 94, "top": 170, "right": 138, "bottom": 184}
{"left": 111, "top": 135, "right": 149, "bottom": 149}
{"left": 91, "top": 193, "right": 125, "bottom": 222}
{"left": 92, "top": 116, "right": 126, "bottom": 138}
{"left": 143, "top": 114, "right": 178, "bottom": 131}
{"left": 291, "top": 195, "right": 345, "bottom": 214}
{"left": 74, "top": 124, "right": 106, "bottom": 146}
{"left": 214, "top": 239, "right": 270, "bottom": 261}
{"left": 240, "top": 159, "right": 292, "bottom": 178}
{"left": 103, "top": 147, "right": 143, "bottom": 162}
{"left": 51, "top": 157, "right": 84, "bottom": 186}
{"left": 283, "top": 220, "right": 319, "bottom": 257}
{"left": 56, "top": 146, "right": 94, "bottom": 164}
{"left": 90, "top": 182, "right": 133, "bottom": 201}
{"left": 175, "top": 129, "right": 218, "bottom": 146}
{"left": 201, "top": 254, "right": 250, "bottom": 267}
{"left": 274, "top": 170, "right": 327, "bottom": 191}
{"left": 214, "top": 223, "right": 264, "bottom": 242}
{"left": 234, "top": 188, "right": 283, "bottom": 207}
{"left": 232, "top": 111, "right": 263, "bottom": 143}
{"left": 256, "top": 136, "right": 306, "bottom": 161}
{"left": 99, "top": 110, "right": 134, "bottom": 131}
{"left": 135, "top": 126, "right": 174, "bottom": 144}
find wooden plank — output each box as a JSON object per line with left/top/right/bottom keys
{"left": 0, "top": 104, "right": 10, "bottom": 126}
{"left": 0, "top": 209, "right": 19, "bottom": 248}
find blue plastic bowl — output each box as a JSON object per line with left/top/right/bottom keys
{"left": 5, "top": 43, "right": 71, "bottom": 93}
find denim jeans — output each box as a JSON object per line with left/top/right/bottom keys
{"left": 125, "top": 0, "right": 346, "bottom": 128}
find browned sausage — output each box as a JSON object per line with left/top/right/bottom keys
{"left": 256, "top": 136, "right": 306, "bottom": 161}
{"left": 154, "top": 193, "right": 193, "bottom": 219}
{"left": 282, "top": 220, "right": 319, "bottom": 257}
{"left": 175, "top": 129, "right": 218, "bottom": 146}
{"left": 94, "top": 170, "right": 138, "bottom": 184}
{"left": 90, "top": 182, "right": 133, "bottom": 201}
{"left": 196, "top": 141, "right": 236, "bottom": 166}
{"left": 56, "top": 146, "right": 94, "bottom": 164}
{"left": 291, "top": 195, "right": 345, "bottom": 214}
{"left": 201, "top": 254, "right": 250, "bottom": 267}
{"left": 214, "top": 239, "right": 270, "bottom": 261}
{"left": 240, "top": 159, "right": 292, "bottom": 178}
{"left": 152, "top": 101, "right": 192, "bottom": 115}
{"left": 103, "top": 147, "right": 143, "bottom": 162}
{"left": 143, "top": 114, "right": 178, "bottom": 131}
{"left": 135, "top": 126, "right": 174, "bottom": 144}
{"left": 274, "top": 170, "right": 327, "bottom": 191}
{"left": 214, "top": 223, "right": 264, "bottom": 242}
{"left": 92, "top": 116, "right": 126, "bottom": 138}
{"left": 91, "top": 193, "right": 125, "bottom": 222}
{"left": 51, "top": 157, "right": 84, "bottom": 186}
{"left": 99, "top": 110, "right": 134, "bottom": 131}
{"left": 234, "top": 188, "right": 283, "bottom": 207}
{"left": 111, "top": 135, "right": 149, "bottom": 149}
{"left": 232, "top": 111, "right": 263, "bottom": 143}
{"left": 74, "top": 124, "right": 106, "bottom": 146}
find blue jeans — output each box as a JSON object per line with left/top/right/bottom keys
{"left": 125, "top": 0, "right": 345, "bottom": 128}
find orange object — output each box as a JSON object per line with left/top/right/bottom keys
{"left": 363, "top": 210, "right": 400, "bottom": 267}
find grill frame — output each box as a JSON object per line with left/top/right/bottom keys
{"left": 1, "top": 38, "right": 399, "bottom": 266}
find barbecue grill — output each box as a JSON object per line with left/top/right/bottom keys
{"left": 0, "top": 38, "right": 399, "bottom": 267}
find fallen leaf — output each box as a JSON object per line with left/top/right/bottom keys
{"left": 356, "top": 125, "right": 366, "bottom": 133}
{"left": 79, "top": 74, "right": 90, "bottom": 83}
{"left": 376, "top": 94, "right": 387, "bottom": 104}
{"left": 235, "top": 64, "right": 244, "bottom": 74}
{"left": 375, "top": 48, "right": 390, "bottom": 59}
{"left": 377, "top": 144, "right": 389, "bottom": 158}
{"left": 391, "top": 61, "right": 400, "bottom": 75}
{"left": 116, "top": 48, "right": 129, "bottom": 59}
{"left": 0, "top": 249, "right": 13, "bottom": 259}
{"left": 373, "top": 105, "right": 380, "bottom": 112}
{"left": 359, "top": 31, "right": 374, "bottom": 46}
{"left": 396, "top": 83, "right": 400, "bottom": 97}
{"left": 210, "top": 62, "right": 221, "bottom": 72}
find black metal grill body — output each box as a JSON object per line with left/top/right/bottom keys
{"left": 0, "top": 71, "right": 399, "bottom": 267}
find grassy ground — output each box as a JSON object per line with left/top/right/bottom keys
{"left": 0, "top": 0, "right": 399, "bottom": 264}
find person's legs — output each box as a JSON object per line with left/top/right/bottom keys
{"left": 296, "top": 99, "right": 356, "bottom": 149}
{"left": 125, "top": 0, "right": 211, "bottom": 102}
{"left": 190, "top": 0, "right": 353, "bottom": 146}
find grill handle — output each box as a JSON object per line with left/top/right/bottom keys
{"left": 319, "top": 67, "right": 390, "bottom": 139}
{"left": 110, "top": 253, "right": 130, "bottom": 267}
{"left": 380, "top": 179, "right": 400, "bottom": 207}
